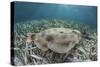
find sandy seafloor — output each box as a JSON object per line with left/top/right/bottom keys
{"left": 12, "top": 19, "right": 97, "bottom": 66}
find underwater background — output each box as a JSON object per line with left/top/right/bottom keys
{"left": 14, "top": 2, "right": 97, "bottom": 29}
{"left": 12, "top": 2, "right": 97, "bottom": 66}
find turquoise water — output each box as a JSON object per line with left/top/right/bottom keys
{"left": 14, "top": 2, "right": 97, "bottom": 28}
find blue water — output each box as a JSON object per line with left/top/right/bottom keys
{"left": 14, "top": 2, "right": 97, "bottom": 28}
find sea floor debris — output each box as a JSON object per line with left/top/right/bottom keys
{"left": 13, "top": 19, "right": 97, "bottom": 65}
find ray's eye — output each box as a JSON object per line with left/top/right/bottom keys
{"left": 60, "top": 31, "right": 64, "bottom": 33}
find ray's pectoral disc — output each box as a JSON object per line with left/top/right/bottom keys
{"left": 26, "top": 28, "right": 81, "bottom": 53}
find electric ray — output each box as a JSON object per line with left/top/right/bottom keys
{"left": 26, "top": 28, "right": 81, "bottom": 53}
